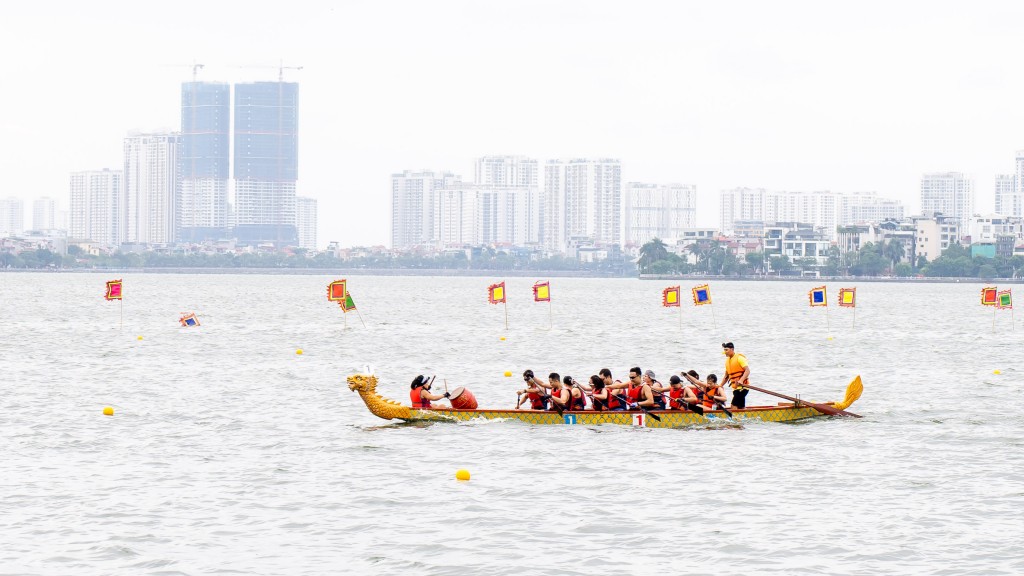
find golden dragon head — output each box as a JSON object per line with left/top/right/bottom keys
{"left": 347, "top": 373, "right": 378, "bottom": 392}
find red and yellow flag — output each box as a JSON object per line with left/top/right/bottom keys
{"left": 327, "top": 280, "right": 347, "bottom": 302}
{"left": 533, "top": 281, "right": 550, "bottom": 302}
{"left": 105, "top": 279, "right": 122, "bottom": 301}
{"left": 662, "top": 286, "right": 681, "bottom": 307}
{"left": 488, "top": 282, "right": 506, "bottom": 304}
{"left": 981, "top": 286, "right": 998, "bottom": 306}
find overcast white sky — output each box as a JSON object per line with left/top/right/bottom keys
{"left": 2, "top": 1, "right": 1023, "bottom": 247}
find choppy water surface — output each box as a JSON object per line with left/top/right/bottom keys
{"left": 1, "top": 273, "right": 1022, "bottom": 575}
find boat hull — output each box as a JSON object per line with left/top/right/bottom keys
{"left": 406, "top": 405, "right": 824, "bottom": 427}
{"left": 347, "top": 374, "right": 863, "bottom": 427}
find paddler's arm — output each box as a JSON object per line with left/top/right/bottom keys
{"left": 637, "top": 385, "right": 656, "bottom": 408}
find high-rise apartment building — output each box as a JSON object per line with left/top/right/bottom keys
{"left": 0, "top": 197, "right": 24, "bottom": 236}
{"left": 432, "top": 184, "right": 540, "bottom": 247}
{"left": 474, "top": 156, "right": 539, "bottom": 188}
{"left": 234, "top": 82, "right": 299, "bottom": 245}
{"left": 720, "top": 188, "right": 904, "bottom": 237}
{"left": 179, "top": 81, "right": 230, "bottom": 242}
{"left": 124, "top": 132, "right": 179, "bottom": 245}
{"left": 624, "top": 183, "right": 697, "bottom": 246}
{"left": 994, "top": 174, "right": 1019, "bottom": 217}
{"left": 391, "top": 170, "right": 461, "bottom": 249}
{"left": 32, "top": 197, "right": 56, "bottom": 230}
{"left": 920, "top": 172, "right": 974, "bottom": 234}
{"left": 543, "top": 158, "right": 621, "bottom": 253}
{"left": 296, "top": 196, "right": 317, "bottom": 250}
{"left": 69, "top": 169, "right": 123, "bottom": 247}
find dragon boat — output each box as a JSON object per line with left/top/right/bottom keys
{"left": 348, "top": 374, "right": 864, "bottom": 428}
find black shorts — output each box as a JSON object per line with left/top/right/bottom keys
{"left": 731, "top": 389, "right": 749, "bottom": 409}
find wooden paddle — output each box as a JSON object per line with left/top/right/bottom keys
{"left": 613, "top": 393, "right": 662, "bottom": 422}
{"left": 742, "top": 383, "right": 862, "bottom": 418}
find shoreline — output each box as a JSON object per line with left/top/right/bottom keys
{"left": 1, "top": 267, "right": 1020, "bottom": 282}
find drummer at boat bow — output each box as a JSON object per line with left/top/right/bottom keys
{"left": 721, "top": 342, "right": 750, "bottom": 409}
{"left": 410, "top": 375, "right": 448, "bottom": 409}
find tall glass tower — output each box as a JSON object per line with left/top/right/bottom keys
{"left": 233, "top": 81, "right": 299, "bottom": 245}
{"left": 179, "top": 82, "right": 230, "bottom": 242}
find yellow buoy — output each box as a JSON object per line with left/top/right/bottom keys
{"left": 455, "top": 469, "right": 470, "bottom": 481}
{"left": 103, "top": 406, "right": 114, "bottom": 416}
{"left": 827, "top": 337, "right": 833, "bottom": 341}
{"left": 296, "top": 349, "right": 304, "bottom": 355}
{"left": 500, "top": 337, "right": 506, "bottom": 341}
{"left": 137, "top": 336, "right": 143, "bottom": 341}
{"left": 503, "top": 371, "right": 512, "bottom": 377}
{"left": 993, "top": 369, "right": 1001, "bottom": 375}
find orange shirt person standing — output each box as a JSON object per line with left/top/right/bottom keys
{"left": 722, "top": 342, "right": 750, "bottom": 409}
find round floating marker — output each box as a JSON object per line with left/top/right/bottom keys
{"left": 455, "top": 469, "right": 470, "bottom": 481}
{"left": 827, "top": 337, "right": 833, "bottom": 341}
{"left": 295, "top": 349, "right": 304, "bottom": 355}
{"left": 993, "top": 369, "right": 1001, "bottom": 375}
{"left": 500, "top": 337, "right": 506, "bottom": 341}
{"left": 103, "top": 406, "right": 114, "bottom": 416}
{"left": 137, "top": 336, "right": 143, "bottom": 341}
{"left": 503, "top": 371, "right": 512, "bottom": 377}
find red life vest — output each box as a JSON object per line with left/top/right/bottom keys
{"left": 410, "top": 387, "right": 430, "bottom": 409}
{"left": 549, "top": 388, "right": 569, "bottom": 411}
{"left": 626, "top": 385, "right": 642, "bottom": 403}
{"left": 570, "top": 388, "right": 586, "bottom": 410}
{"left": 527, "top": 391, "right": 545, "bottom": 410}
{"left": 606, "top": 389, "right": 622, "bottom": 410}
{"left": 669, "top": 388, "right": 685, "bottom": 409}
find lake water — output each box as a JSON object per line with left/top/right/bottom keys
{"left": 1, "top": 273, "right": 1022, "bottom": 575}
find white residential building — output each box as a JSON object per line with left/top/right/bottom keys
{"left": 124, "top": 132, "right": 179, "bottom": 245}
{"left": 967, "top": 214, "right": 1023, "bottom": 243}
{"left": 840, "top": 192, "right": 905, "bottom": 224}
{"left": 544, "top": 158, "right": 621, "bottom": 253}
{"left": 913, "top": 213, "right": 960, "bottom": 262}
{"left": 474, "top": 156, "right": 538, "bottom": 188}
{"left": 719, "top": 188, "right": 767, "bottom": 235}
{"left": 391, "top": 170, "right": 461, "bottom": 249}
{"left": 624, "top": 182, "right": 697, "bottom": 246}
{"left": 995, "top": 173, "right": 1020, "bottom": 218}
{"left": 720, "top": 188, "right": 903, "bottom": 238}
{"left": 32, "top": 197, "right": 56, "bottom": 231}
{"left": 0, "top": 197, "right": 24, "bottom": 236}
{"left": 920, "top": 172, "right": 974, "bottom": 234}
{"left": 296, "top": 196, "right": 317, "bottom": 250}
{"left": 432, "top": 184, "right": 540, "bottom": 247}
{"left": 69, "top": 169, "right": 123, "bottom": 247}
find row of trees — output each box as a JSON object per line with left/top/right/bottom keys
{"left": 637, "top": 237, "right": 1024, "bottom": 279}
{"left": 0, "top": 245, "right": 635, "bottom": 275}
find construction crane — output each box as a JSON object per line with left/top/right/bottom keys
{"left": 163, "top": 61, "right": 205, "bottom": 82}
{"left": 232, "top": 61, "right": 303, "bottom": 82}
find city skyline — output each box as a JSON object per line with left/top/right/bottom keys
{"left": 2, "top": 2, "right": 1024, "bottom": 248}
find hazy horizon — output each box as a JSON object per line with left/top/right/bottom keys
{"left": 3, "top": 1, "right": 1023, "bottom": 248}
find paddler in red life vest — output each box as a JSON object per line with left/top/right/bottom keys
{"left": 516, "top": 369, "right": 548, "bottom": 410}
{"left": 661, "top": 375, "right": 698, "bottom": 410}
{"left": 410, "top": 375, "right": 448, "bottom": 409}
{"left": 563, "top": 375, "right": 587, "bottom": 410}
{"left": 587, "top": 375, "right": 609, "bottom": 410}
{"left": 721, "top": 342, "right": 750, "bottom": 409}
{"left": 608, "top": 366, "right": 651, "bottom": 410}
{"left": 546, "top": 373, "right": 572, "bottom": 411}
{"left": 597, "top": 368, "right": 625, "bottom": 411}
